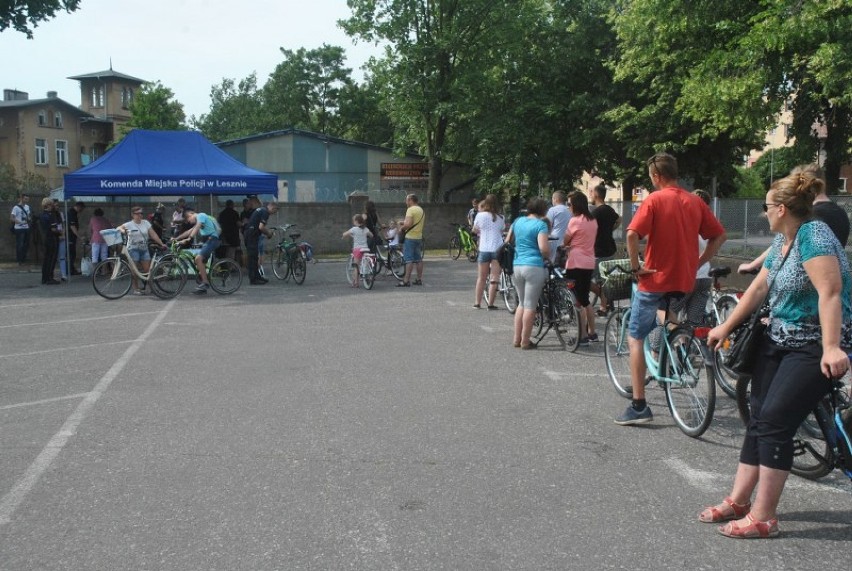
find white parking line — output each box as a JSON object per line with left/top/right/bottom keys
{"left": 0, "top": 311, "right": 158, "bottom": 330}
{"left": 0, "top": 340, "right": 133, "bottom": 360}
{"left": 0, "top": 393, "right": 91, "bottom": 411}
{"left": 0, "top": 299, "right": 176, "bottom": 526}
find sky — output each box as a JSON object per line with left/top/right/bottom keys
{"left": 0, "top": 0, "right": 382, "bottom": 120}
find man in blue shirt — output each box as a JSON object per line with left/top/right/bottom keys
{"left": 176, "top": 205, "right": 221, "bottom": 294}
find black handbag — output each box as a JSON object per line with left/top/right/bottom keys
{"left": 496, "top": 241, "right": 515, "bottom": 274}
{"left": 724, "top": 231, "right": 796, "bottom": 377}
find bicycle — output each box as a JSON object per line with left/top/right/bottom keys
{"left": 484, "top": 267, "right": 519, "bottom": 314}
{"left": 530, "top": 264, "right": 582, "bottom": 351}
{"left": 372, "top": 240, "right": 406, "bottom": 280}
{"left": 346, "top": 248, "right": 378, "bottom": 290}
{"left": 167, "top": 240, "right": 243, "bottom": 295}
{"left": 603, "top": 267, "right": 716, "bottom": 437}
{"left": 701, "top": 266, "right": 743, "bottom": 398}
{"left": 448, "top": 223, "right": 478, "bottom": 262}
{"left": 736, "top": 365, "right": 852, "bottom": 481}
{"left": 270, "top": 224, "right": 308, "bottom": 285}
{"left": 91, "top": 229, "right": 186, "bottom": 300}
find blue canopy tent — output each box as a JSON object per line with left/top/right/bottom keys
{"left": 64, "top": 129, "right": 278, "bottom": 196}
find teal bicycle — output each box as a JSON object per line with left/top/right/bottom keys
{"left": 603, "top": 267, "right": 716, "bottom": 437}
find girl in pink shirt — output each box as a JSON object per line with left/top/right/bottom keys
{"left": 563, "top": 192, "right": 598, "bottom": 344}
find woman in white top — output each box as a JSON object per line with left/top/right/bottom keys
{"left": 472, "top": 194, "right": 506, "bottom": 308}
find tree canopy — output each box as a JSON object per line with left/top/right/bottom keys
{"left": 1, "top": 0, "right": 80, "bottom": 38}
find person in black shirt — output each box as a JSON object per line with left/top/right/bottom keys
{"left": 589, "top": 184, "right": 621, "bottom": 315}
{"left": 244, "top": 201, "right": 277, "bottom": 284}
{"left": 218, "top": 199, "right": 242, "bottom": 265}
{"left": 67, "top": 201, "right": 85, "bottom": 275}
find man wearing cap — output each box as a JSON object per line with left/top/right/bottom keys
{"left": 175, "top": 206, "right": 221, "bottom": 294}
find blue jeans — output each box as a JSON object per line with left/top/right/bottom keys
{"left": 14, "top": 228, "right": 29, "bottom": 264}
{"left": 403, "top": 239, "right": 423, "bottom": 263}
{"left": 628, "top": 289, "right": 667, "bottom": 340}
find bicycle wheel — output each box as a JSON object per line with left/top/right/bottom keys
{"left": 346, "top": 255, "right": 357, "bottom": 285}
{"left": 501, "top": 271, "right": 519, "bottom": 314}
{"left": 272, "top": 248, "right": 289, "bottom": 280}
{"left": 360, "top": 257, "right": 375, "bottom": 290}
{"left": 604, "top": 308, "right": 633, "bottom": 398}
{"left": 208, "top": 258, "right": 242, "bottom": 294}
{"left": 735, "top": 377, "right": 833, "bottom": 479}
{"left": 467, "top": 241, "right": 479, "bottom": 262}
{"left": 664, "top": 328, "right": 715, "bottom": 437}
{"left": 448, "top": 235, "right": 461, "bottom": 260}
{"left": 92, "top": 259, "right": 132, "bottom": 300}
{"left": 554, "top": 288, "right": 581, "bottom": 352}
{"left": 290, "top": 253, "right": 306, "bottom": 285}
{"left": 389, "top": 249, "right": 406, "bottom": 279}
{"left": 149, "top": 256, "right": 187, "bottom": 299}
{"left": 712, "top": 294, "right": 740, "bottom": 398}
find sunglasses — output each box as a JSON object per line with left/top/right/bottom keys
{"left": 762, "top": 203, "right": 783, "bottom": 212}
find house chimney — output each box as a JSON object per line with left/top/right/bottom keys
{"left": 3, "top": 89, "right": 28, "bottom": 101}
{"left": 47, "top": 91, "right": 58, "bottom": 98}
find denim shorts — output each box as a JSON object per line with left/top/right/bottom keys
{"left": 127, "top": 248, "right": 151, "bottom": 263}
{"left": 403, "top": 239, "right": 423, "bottom": 263}
{"left": 628, "top": 289, "right": 667, "bottom": 340}
{"left": 199, "top": 236, "right": 220, "bottom": 262}
{"left": 477, "top": 251, "right": 498, "bottom": 264}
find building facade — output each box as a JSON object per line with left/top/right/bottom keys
{"left": 0, "top": 68, "right": 144, "bottom": 190}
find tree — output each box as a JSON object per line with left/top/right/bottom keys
{"left": 263, "top": 44, "right": 353, "bottom": 134}
{"left": 335, "top": 76, "right": 395, "bottom": 147}
{"left": 1, "top": 0, "right": 80, "bottom": 38}
{"left": 120, "top": 81, "right": 187, "bottom": 136}
{"left": 192, "top": 74, "right": 264, "bottom": 142}
{"left": 342, "top": 0, "right": 539, "bottom": 202}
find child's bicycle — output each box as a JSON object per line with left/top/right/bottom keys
{"left": 91, "top": 229, "right": 186, "bottom": 300}
{"left": 736, "top": 363, "right": 852, "bottom": 481}
{"left": 346, "top": 248, "right": 379, "bottom": 290}
{"left": 603, "top": 266, "right": 716, "bottom": 437}
{"left": 448, "top": 223, "right": 478, "bottom": 262}
{"left": 166, "top": 240, "right": 243, "bottom": 295}
{"left": 270, "top": 224, "right": 308, "bottom": 285}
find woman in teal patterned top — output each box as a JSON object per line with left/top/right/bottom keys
{"left": 705, "top": 168, "right": 851, "bottom": 539}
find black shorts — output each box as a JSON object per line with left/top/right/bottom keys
{"left": 565, "top": 268, "right": 594, "bottom": 307}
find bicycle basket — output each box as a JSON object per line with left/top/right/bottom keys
{"left": 599, "top": 258, "right": 633, "bottom": 301}
{"left": 100, "top": 229, "right": 123, "bottom": 246}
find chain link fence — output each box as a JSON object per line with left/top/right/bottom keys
{"left": 607, "top": 196, "right": 852, "bottom": 260}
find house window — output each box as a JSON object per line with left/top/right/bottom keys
{"left": 37, "top": 110, "right": 46, "bottom": 126}
{"left": 35, "top": 139, "right": 48, "bottom": 165}
{"left": 91, "top": 146, "right": 100, "bottom": 162}
{"left": 840, "top": 178, "right": 848, "bottom": 193}
{"left": 54, "top": 111, "right": 63, "bottom": 128}
{"left": 56, "top": 140, "right": 68, "bottom": 167}
{"left": 91, "top": 86, "right": 104, "bottom": 107}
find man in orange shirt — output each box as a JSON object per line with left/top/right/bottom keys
{"left": 615, "top": 153, "right": 727, "bottom": 425}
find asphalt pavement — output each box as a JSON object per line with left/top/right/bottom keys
{"left": 0, "top": 258, "right": 849, "bottom": 570}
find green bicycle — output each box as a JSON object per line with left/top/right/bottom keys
{"left": 448, "top": 223, "right": 478, "bottom": 262}
{"left": 167, "top": 240, "right": 243, "bottom": 295}
{"left": 604, "top": 268, "right": 716, "bottom": 437}
{"left": 270, "top": 224, "right": 308, "bottom": 284}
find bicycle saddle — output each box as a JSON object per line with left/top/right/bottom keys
{"left": 708, "top": 266, "right": 731, "bottom": 278}
{"left": 289, "top": 233, "right": 301, "bottom": 240}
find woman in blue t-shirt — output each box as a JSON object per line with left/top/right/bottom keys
{"left": 505, "top": 197, "right": 551, "bottom": 349}
{"left": 705, "top": 170, "right": 852, "bottom": 539}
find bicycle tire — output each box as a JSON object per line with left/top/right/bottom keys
{"left": 292, "top": 252, "right": 307, "bottom": 285}
{"left": 604, "top": 308, "right": 633, "bottom": 398}
{"left": 664, "top": 328, "right": 715, "bottom": 438}
{"left": 467, "top": 242, "right": 479, "bottom": 263}
{"left": 389, "top": 249, "right": 406, "bottom": 279}
{"left": 92, "top": 259, "right": 132, "bottom": 300}
{"left": 554, "top": 287, "right": 581, "bottom": 352}
{"left": 272, "top": 248, "right": 289, "bottom": 280}
{"left": 501, "top": 271, "right": 519, "bottom": 314}
{"left": 346, "top": 255, "right": 357, "bottom": 285}
{"left": 360, "top": 257, "right": 374, "bottom": 290}
{"left": 735, "top": 376, "right": 834, "bottom": 479}
{"left": 449, "top": 235, "right": 462, "bottom": 260}
{"left": 208, "top": 258, "right": 242, "bottom": 294}
{"left": 149, "top": 255, "right": 187, "bottom": 299}
{"left": 713, "top": 294, "right": 740, "bottom": 399}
